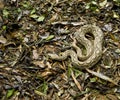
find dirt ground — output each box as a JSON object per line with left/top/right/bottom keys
{"left": 0, "top": 0, "right": 120, "bottom": 100}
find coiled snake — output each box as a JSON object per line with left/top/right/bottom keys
{"left": 48, "top": 25, "right": 103, "bottom": 69}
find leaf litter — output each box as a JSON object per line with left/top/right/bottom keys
{"left": 0, "top": 0, "right": 120, "bottom": 100}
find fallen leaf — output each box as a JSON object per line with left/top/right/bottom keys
{"left": 30, "top": 14, "right": 38, "bottom": 19}
{"left": 86, "top": 68, "right": 118, "bottom": 85}
{"left": 6, "top": 89, "right": 15, "bottom": 99}
{"left": 32, "top": 60, "right": 46, "bottom": 68}
{"left": 99, "top": 0, "right": 107, "bottom": 7}
{"left": 71, "top": 68, "right": 82, "bottom": 91}
{"left": 0, "top": 36, "right": 7, "bottom": 44}
{"left": 3, "top": 9, "right": 9, "bottom": 17}
{"left": 32, "top": 49, "right": 39, "bottom": 59}
{"left": 37, "top": 15, "right": 45, "bottom": 22}
{"left": 45, "top": 35, "right": 55, "bottom": 41}
{"left": 34, "top": 90, "right": 46, "bottom": 96}
{"left": 106, "top": 94, "right": 118, "bottom": 100}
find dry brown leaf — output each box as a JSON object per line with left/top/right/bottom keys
{"left": 81, "top": 94, "right": 91, "bottom": 100}
{"left": 106, "top": 94, "right": 118, "bottom": 100}
{"left": 49, "top": 13, "right": 58, "bottom": 22}
{"left": 96, "top": 95, "right": 108, "bottom": 100}
{"left": 86, "top": 68, "right": 118, "bottom": 86}
{"left": 32, "top": 60, "right": 46, "bottom": 68}
{"left": 0, "top": 36, "right": 7, "bottom": 44}
{"left": 32, "top": 49, "right": 39, "bottom": 59}
{"left": 41, "top": 71, "right": 52, "bottom": 77}
{"left": 71, "top": 70, "right": 82, "bottom": 91}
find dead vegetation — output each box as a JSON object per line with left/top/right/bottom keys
{"left": 0, "top": 0, "right": 120, "bottom": 100}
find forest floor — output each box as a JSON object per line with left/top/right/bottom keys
{"left": 0, "top": 0, "right": 120, "bottom": 100}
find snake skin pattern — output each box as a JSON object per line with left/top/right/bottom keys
{"left": 48, "top": 25, "right": 103, "bottom": 69}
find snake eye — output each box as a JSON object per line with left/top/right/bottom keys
{"left": 59, "top": 53, "right": 63, "bottom": 56}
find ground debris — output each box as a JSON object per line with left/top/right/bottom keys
{"left": 0, "top": 0, "right": 120, "bottom": 99}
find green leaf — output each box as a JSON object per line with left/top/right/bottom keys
{"left": 6, "top": 89, "right": 15, "bottom": 98}
{"left": 37, "top": 81, "right": 48, "bottom": 94}
{"left": 67, "top": 66, "right": 72, "bottom": 78}
{"left": 90, "top": 77, "right": 97, "bottom": 82}
{"left": 17, "top": 8, "right": 21, "bottom": 13}
{"left": 42, "top": 82, "right": 48, "bottom": 94}
{"left": 73, "top": 68, "right": 83, "bottom": 78}
{"left": 30, "top": 14, "right": 38, "bottom": 19}
{"left": 114, "top": 0, "right": 120, "bottom": 3}
{"left": 2, "top": 25, "right": 6, "bottom": 30}
{"left": 85, "top": 3, "right": 90, "bottom": 9}
{"left": 34, "top": 90, "right": 46, "bottom": 96}
{"left": 31, "top": 9, "right": 36, "bottom": 14}
{"left": 45, "top": 35, "right": 54, "bottom": 41}
{"left": 3, "top": 9, "right": 9, "bottom": 17}
{"left": 99, "top": 0, "right": 107, "bottom": 7}
{"left": 22, "top": 1, "right": 30, "bottom": 8}
{"left": 115, "top": 49, "right": 120, "bottom": 53}
{"left": 37, "top": 15, "right": 45, "bottom": 22}
{"left": 113, "top": 11, "right": 119, "bottom": 19}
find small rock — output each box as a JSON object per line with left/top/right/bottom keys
{"left": 103, "top": 23, "right": 113, "bottom": 32}
{"left": 115, "top": 49, "right": 120, "bottom": 54}
{"left": 4, "top": 85, "right": 12, "bottom": 90}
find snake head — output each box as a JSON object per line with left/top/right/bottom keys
{"left": 47, "top": 53, "right": 60, "bottom": 59}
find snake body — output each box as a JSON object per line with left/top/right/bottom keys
{"left": 48, "top": 25, "right": 103, "bottom": 69}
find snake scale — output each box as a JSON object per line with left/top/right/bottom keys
{"left": 48, "top": 25, "right": 103, "bottom": 69}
